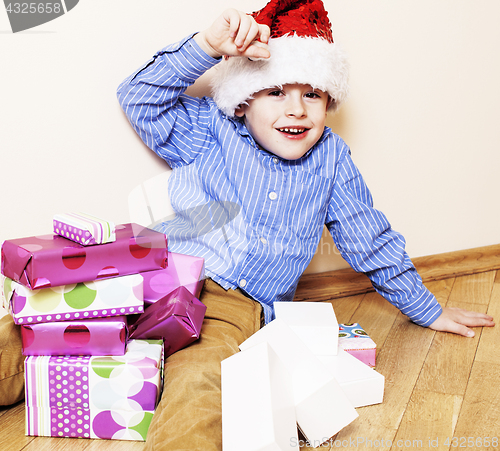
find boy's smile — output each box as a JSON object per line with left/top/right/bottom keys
{"left": 235, "top": 84, "right": 330, "bottom": 160}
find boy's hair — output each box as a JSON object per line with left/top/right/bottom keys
{"left": 211, "top": 0, "right": 349, "bottom": 117}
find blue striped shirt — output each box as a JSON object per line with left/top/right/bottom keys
{"left": 117, "top": 34, "right": 442, "bottom": 326}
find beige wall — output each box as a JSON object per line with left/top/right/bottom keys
{"left": 1, "top": 0, "right": 499, "bottom": 274}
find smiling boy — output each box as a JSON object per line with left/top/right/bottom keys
{"left": 116, "top": 1, "right": 493, "bottom": 449}
{"left": 234, "top": 84, "right": 331, "bottom": 160}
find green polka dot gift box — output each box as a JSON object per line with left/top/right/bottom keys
{"left": 24, "top": 339, "right": 164, "bottom": 441}
{"left": 2, "top": 273, "right": 144, "bottom": 325}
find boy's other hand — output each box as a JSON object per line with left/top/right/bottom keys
{"left": 195, "top": 9, "right": 270, "bottom": 60}
{"left": 428, "top": 306, "right": 495, "bottom": 337}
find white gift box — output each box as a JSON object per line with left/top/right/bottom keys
{"left": 221, "top": 342, "right": 298, "bottom": 451}
{"left": 318, "top": 349, "right": 385, "bottom": 408}
{"left": 239, "top": 319, "right": 358, "bottom": 445}
{"left": 274, "top": 302, "right": 339, "bottom": 356}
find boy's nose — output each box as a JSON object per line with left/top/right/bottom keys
{"left": 285, "top": 96, "right": 306, "bottom": 118}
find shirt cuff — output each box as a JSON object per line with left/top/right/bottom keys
{"left": 399, "top": 285, "right": 443, "bottom": 327}
{"left": 158, "top": 33, "right": 220, "bottom": 83}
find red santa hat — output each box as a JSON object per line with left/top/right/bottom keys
{"left": 211, "top": 0, "right": 349, "bottom": 117}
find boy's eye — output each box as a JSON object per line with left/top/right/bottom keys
{"left": 305, "top": 92, "right": 321, "bottom": 99}
{"left": 268, "top": 90, "right": 283, "bottom": 96}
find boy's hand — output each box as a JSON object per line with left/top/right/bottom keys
{"left": 195, "top": 9, "right": 270, "bottom": 60}
{"left": 428, "top": 306, "right": 494, "bottom": 337}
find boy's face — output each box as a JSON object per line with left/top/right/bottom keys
{"left": 235, "top": 83, "right": 330, "bottom": 160}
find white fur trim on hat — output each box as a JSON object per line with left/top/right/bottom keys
{"left": 210, "top": 35, "right": 349, "bottom": 117}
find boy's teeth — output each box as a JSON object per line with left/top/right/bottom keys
{"left": 279, "top": 128, "right": 305, "bottom": 134}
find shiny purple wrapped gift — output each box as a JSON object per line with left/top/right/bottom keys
{"left": 141, "top": 252, "right": 205, "bottom": 305}
{"left": 21, "top": 316, "right": 128, "bottom": 356}
{"left": 1, "top": 223, "right": 168, "bottom": 290}
{"left": 128, "top": 286, "right": 206, "bottom": 357}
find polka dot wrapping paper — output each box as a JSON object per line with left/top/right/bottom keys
{"left": 21, "top": 316, "right": 128, "bottom": 356}
{"left": 24, "top": 339, "right": 164, "bottom": 441}
{"left": 0, "top": 223, "right": 168, "bottom": 290}
{"left": 338, "top": 323, "right": 376, "bottom": 368}
{"left": 3, "top": 273, "right": 144, "bottom": 325}
{"left": 52, "top": 213, "right": 116, "bottom": 246}
{"left": 142, "top": 252, "right": 205, "bottom": 305}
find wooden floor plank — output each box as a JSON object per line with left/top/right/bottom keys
{"left": 22, "top": 436, "right": 90, "bottom": 450}
{"left": 447, "top": 271, "right": 496, "bottom": 306}
{"left": 84, "top": 438, "right": 146, "bottom": 450}
{"left": 392, "top": 390, "right": 463, "bottom": 451}
{"left": 0, "top": 402, "right": 33, "bottom": 451}
{"left": 415, "top": 273, "right": 493, "bottom": 396}
{"left": 475, "top": 271, "right": 500, "bottom": 365}
{"left": 453, "top": 361, "right": 500, "bottom": 441}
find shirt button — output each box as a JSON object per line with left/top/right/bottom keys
{"left": 260, "top": 237, "right": 267, "bottom": 245}
{"left": 268, "top": 191, "right": 278, "bottom": 201}
{"left": 272, "top": 157, "right": 279, "bottom": 164}
{"left": 239, "top": 279, "right": 247, "bottom": 288}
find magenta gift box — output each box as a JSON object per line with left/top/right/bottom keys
{"left": 338, "top": 323, "right": 376, "bottom": 367}
{"left": 21, "top": 316, "right": 128, "bottom": 356}
{"left": 24, "top": 339, "right": 163, "bottom": 441}
{"left": 3, "top": 273, "right": 144, "bottom": 325}
{"left": 129, "top": 286, "right": 206, "bottom": 357}
{"left": 142, "top": 252, "right": 205, "bottom": 305}
{"left": 1, "top": 223, "right": 167, "bottom": 290}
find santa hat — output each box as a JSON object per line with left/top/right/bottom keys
{"left": 211, "top": 0, "right": 349, "bottom": 117}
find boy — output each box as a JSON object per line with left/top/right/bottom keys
{"left": 116, "top": 2, "right": 493, "bottom": 449}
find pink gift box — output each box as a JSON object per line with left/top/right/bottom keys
{"left": 24, "top": 339, "right": 164, "bottom": 441}
{"left": 142, "top": 252, "right": 205, "bottom": 305}
{"left": 21, "top": 316, "right": 128, "bottom": 356}
{"left": 129, "top": 286, "right": 206, "bottom": 357}
{"left": 338, "top": 323, "right": 376, "bottom": 367}
{"left": 1, "top": 223, "right": 167, "bottom": 290}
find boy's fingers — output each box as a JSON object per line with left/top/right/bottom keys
{"left": 225, "top": 9, "right": 243, "bottom": 39}
{"left": 258, "top": 24, "right": 271, "bottom": 44}
{"left": 233, "top": 14, "right": 253, "bottom": 48}
{"left": 448, "top": 307, "right": 495, "bottom": 327}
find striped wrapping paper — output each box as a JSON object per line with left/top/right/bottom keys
{"left": 53, "top": 213, "right": 116, "bottom": 245}
{"left": 24, "top": 339, "right": 164, "bottom": 441}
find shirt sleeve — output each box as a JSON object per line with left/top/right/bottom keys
{"left": 116, "top": 34, "right": 221, "bottom": 168}
{"left": 325, "top": 143, "right": 442, "bottom": 327}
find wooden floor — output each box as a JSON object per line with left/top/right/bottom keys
{"left": 1, "top": 270, "right": 499, "bottom": 450}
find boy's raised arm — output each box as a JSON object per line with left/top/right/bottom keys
{"left": 194, "top": 8, "right": 270, "bottom": 60}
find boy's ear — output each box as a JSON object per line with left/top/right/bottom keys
{"left": 234, "top": 104, "right": 246, "bottom": 118}
{"left": 327, "top": 96, "right": 335, "bottom": 111}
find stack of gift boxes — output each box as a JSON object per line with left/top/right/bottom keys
{"left": 1, "top": 213, "right": 206, "bottom": 442}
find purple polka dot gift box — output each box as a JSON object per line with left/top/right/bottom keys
{"left": 52, "top": 213, "right": 116, "bottom": 246}
{"left": 338, "top": 323, "right": 377, "bottom": 368}
{"left": 21, "top": 316, "right": 128, "bottom": 357}
{"left": 2, "top": 273, "right": 144, "bottom": 325}
{"left": 1, "top": 223, "right": 168, "bottom": 290}
{"left": 24, "top": 339, "right": 164, "bottom": 441}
